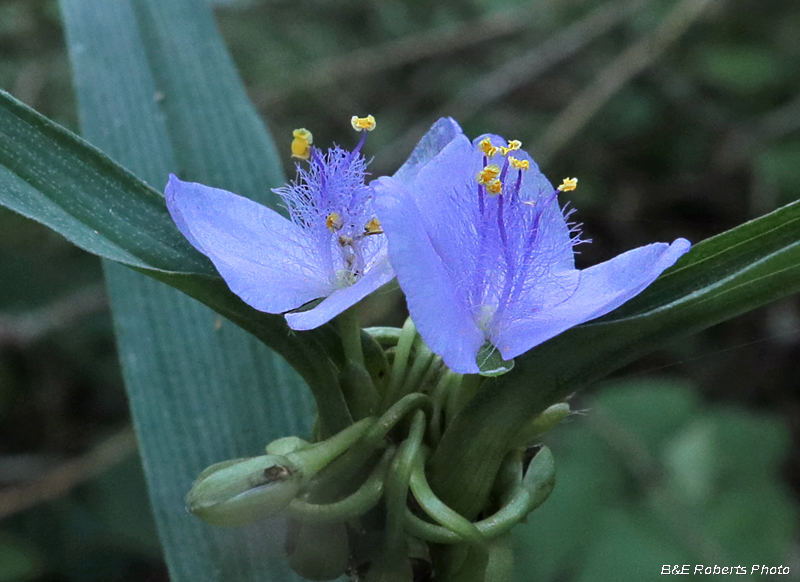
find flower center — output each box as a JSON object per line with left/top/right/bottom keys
{"left": 276, "top": 116, "right": 385, "bottom": 288}
{"left": 470, "top": 137, "right": 578, "bottom": 336}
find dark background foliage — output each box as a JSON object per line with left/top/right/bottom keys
{"left": 0, "top": 0, "right": 798, "bottom": 579}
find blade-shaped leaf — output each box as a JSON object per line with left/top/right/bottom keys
{"left": 428, "top": 200, "right": 800, "bottom": 518}
{"left": 0, "top": 89, "right": 209, "bottom": 274}
{"left": 56, "top": 0, "right": 327, "bottom": 580}
{"left": 0, "top": 87, "right": 350, "bottom": 435}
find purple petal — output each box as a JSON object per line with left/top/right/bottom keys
{"left": 491, "top": 238, "right": 692, "bottom": 360}
{"left": 374, "top": 176, "right": 485, "bottom": 374}
{"left": 393, "top": 118, "right": 464, "bottom": 183}
{"left": 285, "top": 255, "right": 396, "bottom": 330}
{"left": 165, "top": 175, "right": 331, "bottom": 314}
{"left": 399, "top": 134, "right": 484, "bottom": 283}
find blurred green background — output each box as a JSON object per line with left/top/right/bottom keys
{"left": 1, "top": 0, "right": 799, "bottom": 580}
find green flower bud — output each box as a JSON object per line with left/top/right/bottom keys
{"left": 511, "top": 402, "right": 570, "bottom": 448}
{"left": 186, "top": 454, "right": 301, "bottom": 526}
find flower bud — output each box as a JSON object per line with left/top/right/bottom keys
{"left": 186, "top": 455, "right": 301, "bottom": 526}
{"left": 511, "top": 402, "right": 570, "bottom": 448}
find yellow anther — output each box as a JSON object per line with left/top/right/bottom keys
{"left": 485, "top": 179, "right": 503, "bottom": 195}
{"left": 508, "top": 157, "right": 530, "bottom": 171}
{"left": 364, "top": 217, "right": 383, "bottom": 235}
{"left": 557, "top": 177, "right": 578, "bottom": 192}
{"left": 499, "top": 140, "right": 522, "bottom": 156}
{"left": 476, "top": 164, "right": 501, "bottom": 185}
{"left": 351, "top": 115, "right": 376, "bottom": 132}
{"left": 291, "top": 128, "right": 313, "bottom": 160}
{"left": 478, "top": 137, "right": 498, "bottom": 157}
{"left": 326, "top": 212, "right": 344, "bottom": 232}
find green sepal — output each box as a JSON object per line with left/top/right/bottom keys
{"left": 477, "top": 342, "right": 514, "bottom": 377}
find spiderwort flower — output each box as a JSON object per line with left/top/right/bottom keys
{"left": 374, "top": 119, "right": 691, "bottom": 374}
{"left": 165, "top": 116, "right": 393, "bottom": 330}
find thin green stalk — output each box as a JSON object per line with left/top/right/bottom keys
{"left": 384, "top": 410, "right": 426, "bottom": 553}
{"left": 429, "top": 370, "right": 460, "bottom": 449}
{"left": 409, "top": 451, "right": 483, "bottom": 543}
{"left": 285, "top": 446, "right": 394, "bottom": 523}
{"left": 337, "top": 306, "right": 365, "bottom": 367}
{"left": 365, "top": 326, "right": 402, "bottom": 348}
{"left": 287, "top": 417, "right": 376, "bottom": 478}
{"left": 381, "top": 317, "right": 417, "bottom": 410}
{"left": 403, "top": 447, "right": 555, "bottom": 544}
{"left": 308, "top": 393, "right": 432, "bottom": 500}
{"left": 400, "top": 341, "right": 435, "bottom": 397}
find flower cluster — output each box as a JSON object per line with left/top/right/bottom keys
{"left": 166, "top": 116, "right": 690, "bottom": 371}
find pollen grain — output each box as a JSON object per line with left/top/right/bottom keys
{"left": 499, "top": 140, "right": 521, "bottom": 156}
{"left": 291, "top": 128, "right": 313, "bottom": 160}
{"left": 364, "top": 217, "right": 383, "bottom": 235}
{"left": 479, "top": 137, "right": 498, "bottom": 157}
{"left": 557, "top": 177, "right": 578, "bottom": 192}
{"left": 476, "top": 164, "right": 501, "bottom": 185}
{"left": 508, "top": 157, "right": 530, "bottom": 171}
{"left": 326, "top": 212, "right": 344, "bottom": 232}
{"left": 351, "top": 115, "right": 377, "bottom": 132}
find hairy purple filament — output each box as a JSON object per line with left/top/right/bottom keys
{"left": 274, "top": 141, "right": 380, "bottom": 288}
{"left": 469, "top": 152, "right": 572, "bottom": 335}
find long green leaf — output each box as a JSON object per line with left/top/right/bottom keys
{"left": 428, "top": 200, "right": 800, "bottom": 518}
{"left": 57, "top": 1, "right": 316, "bottom": 580}
{"left": 0, "top": 88, "right": 350, "bottom": 433}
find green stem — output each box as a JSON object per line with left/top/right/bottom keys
{"left": 409, "top": 450, "right": 483, "bottom": 543}
{"left": 308, "top": 393, "right": 432, "bottom": 500}
{"left": 384, "top": 410, "right": 426, "bottom": 553}
{"left": 362, "top": 329, "right": 391, "bottom": 397}
{"left": 400, "top": 340, "right": 435, "bottom": 398}
{"left": 287, "top": 417, "right": 376, "bottom": 479}
{"left": 429, "top": 370, "right": 457, "bottom": 445}
{"left": 339, "top": 361, "right": 380, "bottom": 419}
{"left": 337, "top": 306, "right": 365, "bottom": 367}
{"left": 284, "top": 446, "right": 394, "bottom": 523}
{"left": 403, "top": 447, "right": 554, "bottom": 544}
{"left": 381, "top": 317, "right": 417, "bottom": 410}
{"left": 364, "top": 326, "right": 401, "bottom": 348}
{"left": 484, "top": 534, "right": 514, "bottom": 582}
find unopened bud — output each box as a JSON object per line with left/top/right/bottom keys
{"left": 511, "top": 402, "right": 570, "bottom": 448}
{"left": 186, "top": 454, "right": 301, "bottom": 526}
